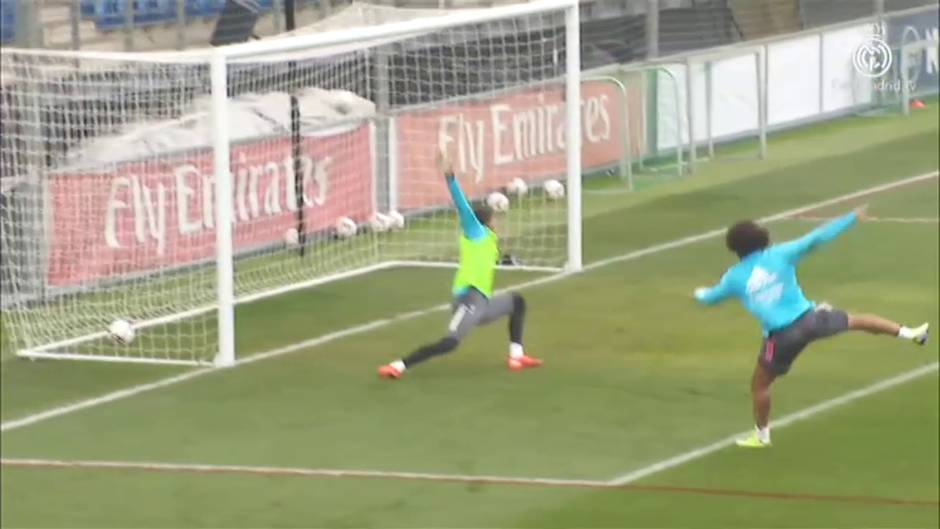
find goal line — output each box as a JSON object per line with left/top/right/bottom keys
{"left": 16, "top": 259, "right": 557, "bottom": 366}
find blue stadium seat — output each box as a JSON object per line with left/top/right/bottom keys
{"left": 93, "top": 0, "right": 131, "bottom": 29}
{"left": 87, "top": 0, "right": 249, "bottom": 30}
{"left": 184, "top": 0, "right": 207, "bottom": 17}
{"left": 186, "top": 0, "right": 224, "bottom": 17}
{"left": 0, "top": 0, "right": 14, "bottom": 44}
{"left": 80, "top": 0, "right": 96, "bottom": 19}
{"left": 93, "top": 0, "right": 177, "bottom": 30}
{"left": 137, "top": 0, "right": 175, "bottom": 24}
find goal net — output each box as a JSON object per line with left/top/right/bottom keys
{"left": 0, "top": 0, "right": 582, "bottom": 366}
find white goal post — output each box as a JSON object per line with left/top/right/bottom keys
{"left": 0, "top": 0, "right": 582, "bottom": 367}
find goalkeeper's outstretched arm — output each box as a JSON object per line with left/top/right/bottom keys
{"left": 440, "top": 155, "right": 486, "bottom": 241}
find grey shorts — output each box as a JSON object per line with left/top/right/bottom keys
{"left": 759, "top": 305, "right": 849, "bottom": 376}
{"left": 447, "top": 289, "right": 515, "bottom": 341}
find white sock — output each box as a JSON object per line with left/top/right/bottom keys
{"left": 509, "top": 343, "right": 524, "bottom": 359}
{"left": 391, "top": 360, "right": 406, "bottom": 372}
{"left": 897, "top": 326, "right": 918, "bottom": 339}
{"left": 756, "top": 425, "right": 771, "bottom": 443}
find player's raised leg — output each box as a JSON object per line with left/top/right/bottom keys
{"left": 847, "top": 313, "right": 930, "bottom": 344}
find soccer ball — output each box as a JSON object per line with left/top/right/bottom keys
{"left": 507, "top": 177, "right": 528, "bottom": 196}
{"left": 335, "top": 217, "right": 358, "bottom": 238}
{"left": 544, "top": 179, "right": 565, "bottom": 200}
{"left": 486, "top": 191, "right": 510, "bottom": 212}
{"left": 284, "top": 227, "right": 300, "bottom": 247}
{"left": 369, "top": 212, "right": 392, "bottom": 233}
{"left": 108, "top": 319, "right": 135, "bottom": 345}
{"left": 387, "top": 211, "right": 406, "bottom": 230}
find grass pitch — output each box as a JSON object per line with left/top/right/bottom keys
{"left": 1, "top": 104, "right": 938, "bottom": 528}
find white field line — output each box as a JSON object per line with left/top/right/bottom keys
{"left": 1, "top": 362, "right": 937, "bottom": 491}
{"left": 791, "top": 216, "right": 939, "bottom": 224}
{"left": 1, "top": 170, "right": 937, "bottom": 434}
{"left": 608, "top": 361, "right": 939, "bottom": 485}
{"left": 0, "top": 457, "right": 606, "bottom": 488}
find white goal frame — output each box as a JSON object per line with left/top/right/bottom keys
{"left": 10, "top": 0, "right": 583, "bottom": 367}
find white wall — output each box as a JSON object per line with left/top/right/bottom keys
{"left": 657, "top": 50, "right": 760, "bottom": 151}
{"left": 655, "top": 22, "right": 903, "bottom": 151}
{"left": 767, "top": 35, "right": 820, "bottom": 124}
{"left": 822, "top": 24, "right": 875, "bottom": 112}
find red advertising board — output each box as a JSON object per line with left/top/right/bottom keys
{"left": 47, "top": 125, "right": 374, "bottom": 287}
{"left": 45, "top": 80, "right": 645, "bottom": 288}
{"left": 394, "top": 80, "right": 644, "bottom": 210}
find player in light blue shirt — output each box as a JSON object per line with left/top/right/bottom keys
{"left": 694, "top": 205, "right": 929, "bottom": 448}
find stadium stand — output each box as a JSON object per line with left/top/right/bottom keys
{"left": 79, "top": 0, "right": 262, "bottom": 31}
{"left": 728, "top": 0, "right": 799, "bottom": 40}
{"left": 797, "top": 0, "right": 934, "bottom": 28}
{"left": 800, "top": 0, "right": 874, "bottom": 28}
{"left": 28, "top": 0, "right": 332, "bottom": 51}
{"left": 658, "top": 1, "right": 742, "bottom": 56}
{"left": 7, "top": 0, "right": 937, "bottom": 52}
{"left": 1, "top": 0, "right": 16, "bottom": 44}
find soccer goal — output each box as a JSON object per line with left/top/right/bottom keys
{"left": 0, "top": 0, "right": 582, "bottom": 367}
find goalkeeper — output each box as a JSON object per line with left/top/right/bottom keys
{"left": 378, "top": 152, "right": 542, "bottom": 379}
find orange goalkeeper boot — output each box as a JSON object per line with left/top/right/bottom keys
{"left": 508, "top": 354, "right": 543, "bottom": 371}
{"left": 377, "top": 364, "right": 403, "bottom": 379}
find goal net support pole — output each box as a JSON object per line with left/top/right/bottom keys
{"left": 564, "top": 2, "right": 582, "bottom": 273}
{"left": 210, "top": 51, "right": 236, "bottom": 367}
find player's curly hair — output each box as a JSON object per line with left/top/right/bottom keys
{"left": 474, "top": 205, "right": 494, "bottom": 228}
{"left": 726, "top": 220, "right": 769, "bottom": 259}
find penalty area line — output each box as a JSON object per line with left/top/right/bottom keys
{"left": 1, "top": 170, "right": 937, "bottom": 434}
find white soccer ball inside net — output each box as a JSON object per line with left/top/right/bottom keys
{"left": 108, "top": 319, "right": 135, "bottom": 345}
{"left": 387, "top": 211, "right": 406, "bottom": 230}
{"left": 369, "top": 212, "right": 392, "bottom": 233}
{"left": 486, "top": 192, "right": 510, "bottom": 212}
{"left": 507, "top": 177, "right": 528, "bottom": 196}
{"left": 284, "top": 227, "right": 300, "bottom": 247}
{"left": 335, "top": 217, "right": 358, "bottom": 239}
{"left": 544, "top": 179, "right": 565, "bottom": 200}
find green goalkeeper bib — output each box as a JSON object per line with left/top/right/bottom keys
{"left": 453, "top": 230, "right": 499, "bottom": 298}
